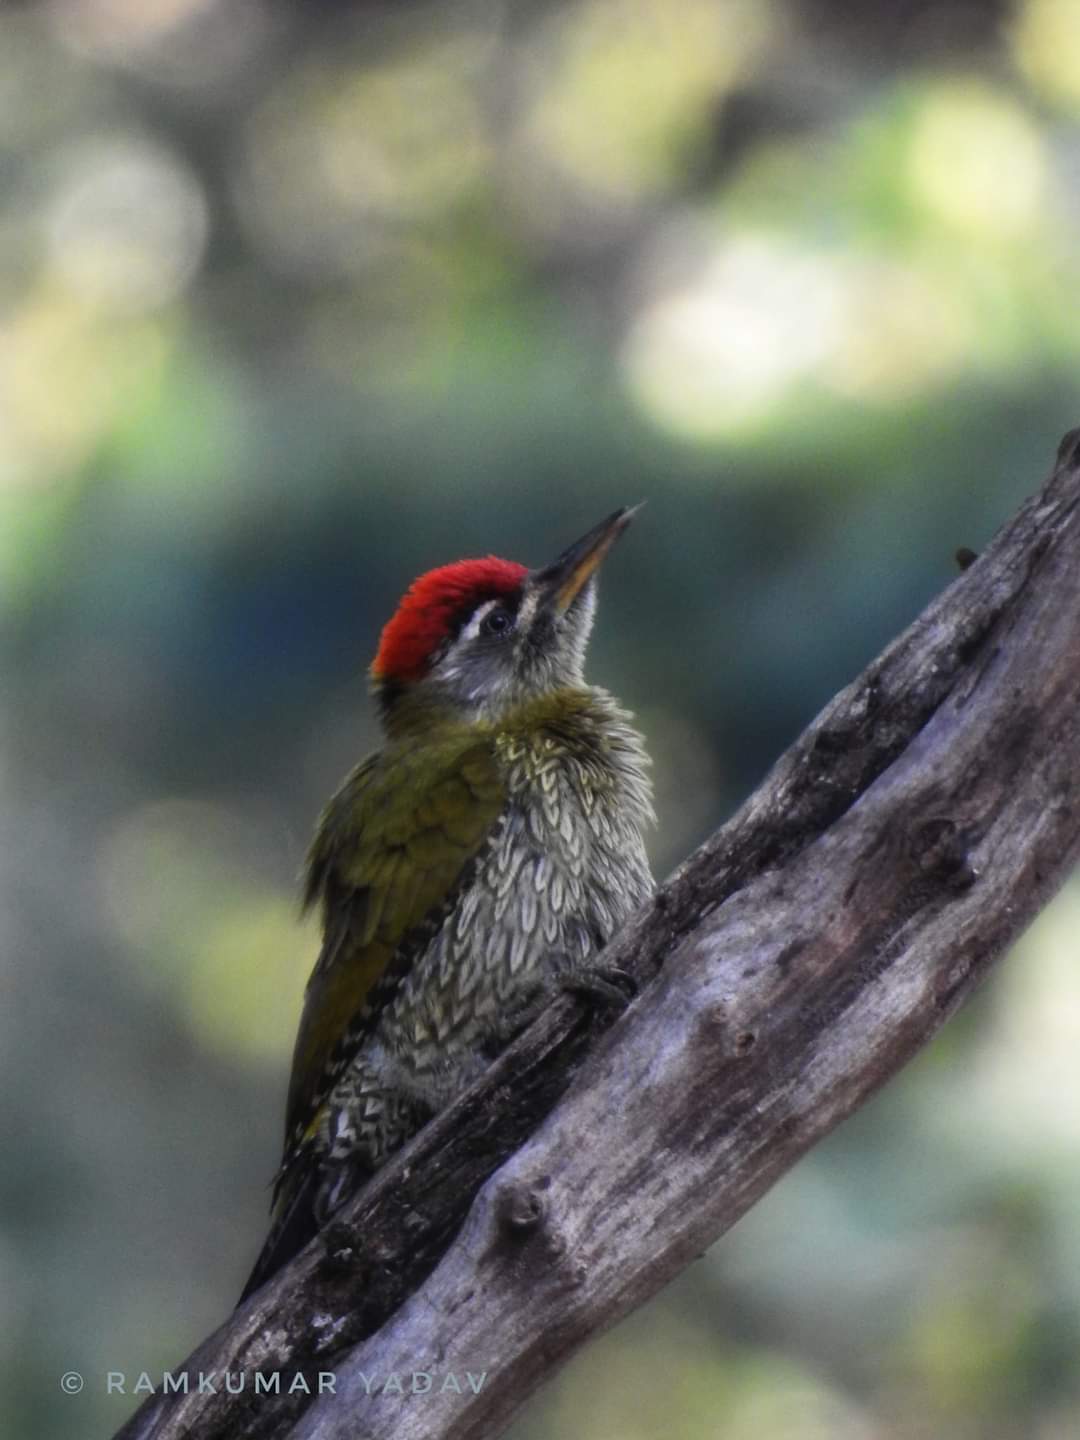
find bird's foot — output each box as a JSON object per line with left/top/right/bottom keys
{"left": 560, "top": 965, "right": 638, "bottom": 1011}
{"left": 482, "top": 965, "right": 639, "bottom": 1058}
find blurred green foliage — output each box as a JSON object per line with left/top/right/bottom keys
{"left": 3, "top": 2, "right": 1080, "bottom": 1437}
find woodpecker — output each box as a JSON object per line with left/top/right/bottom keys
{"left": 239, "top": 508, "right": 654, "bottom": 1301}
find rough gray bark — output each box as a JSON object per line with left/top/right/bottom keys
{"left": 116, "top": 429, "right": 1080, "bottom": 1440}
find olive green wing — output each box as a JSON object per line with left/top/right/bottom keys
{"left": 282, "top": 735, "right": 505, "bottom": 1161}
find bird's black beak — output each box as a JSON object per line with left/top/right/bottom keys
{"left": 532, "top": 506, "right": 641, "bottom": 618}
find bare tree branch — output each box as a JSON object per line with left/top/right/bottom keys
{"left": 116, "top": 428, "right": 1080, "bottom": 1440}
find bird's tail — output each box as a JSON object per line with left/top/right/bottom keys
{"left": 236, "top": 1163, "right": 320, "bottom": 1307}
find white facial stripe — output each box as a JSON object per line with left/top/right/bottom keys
{"left": 459, "top": 597, "right": 500, "bottom": 642}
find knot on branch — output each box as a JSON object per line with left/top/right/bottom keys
{"left": 489, "top": 1172, "right": 584, "bottom": 1284}
{"left": 493, "top": 1177, "right": 548, "bottom": 1239}
{"left": 688, "top": 1001, "right": 761, "bottom": 1066}
{"left": 909, "top": 817, "right": 979, "bottom": 892}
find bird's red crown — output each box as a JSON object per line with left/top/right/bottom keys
{"left": 371, "top": 556, "right": 528, "bottom": 682}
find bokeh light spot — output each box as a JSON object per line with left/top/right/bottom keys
{"left": 47, "top": 138, "right": 209, "bottom": 312}
{"left": 622, "top": 235, "right": 846, "bottom": 437}
{"left": 906, "top": 82, "right": 1047, "bottom": 239}
{"left": 1012, "top": 0, "right": 1080, "bottom": 114}
{"left": 97, "top": 799, "right": 313, "bottom": 1065}
{"left": 519, "top": 0, "right": 774, "bottom": 207}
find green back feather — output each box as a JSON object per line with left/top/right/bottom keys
{"left": 285, "top": 730, "right": 505, "bottom": 1155}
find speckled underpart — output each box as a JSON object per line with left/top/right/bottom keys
{"left": 315, "top": 688, "right": 653, "bottom": 1201}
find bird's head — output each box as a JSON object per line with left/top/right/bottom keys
{"left": 370, "top": 507, "right": 638, "bottom": 729}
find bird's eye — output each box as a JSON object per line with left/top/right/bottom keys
{"left": 481, "top": 606, "right": 514, "bottom": 637}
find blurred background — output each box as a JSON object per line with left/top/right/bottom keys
{"left": 3, "top": 0, "right": 1080, "bottom": 1436}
